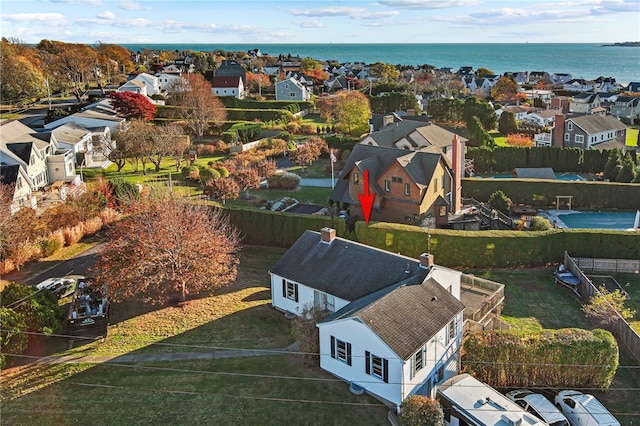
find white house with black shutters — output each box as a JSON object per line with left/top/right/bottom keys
{"left": 269, "top": 228, "right": 465, "bottom": 407}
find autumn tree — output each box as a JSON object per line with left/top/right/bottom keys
{"left": 369, "top": 62, "right": 400, "bottom": 83}
{"left": 245, "top": 72, "right": 272, "bottom": 95}
{"left": 476, "top": 67, "right": 494, "bottom": 79}
{"left": 168, "top": 73, "right": 227, "bottom": 140}
{"left": 233, "top": 168, "right": 260, "bottom": 198}
{"left": 583, "top": 286, "right": 635, "bottom": 326}
{"left": 291, "top": 137, "right": 327, "bottom": 173}
{"left": 491, "top": 76, "right": 519, "bottom": 103}
{"left": 36, "top": 40, "right": 99, "bottom": 102}
{"left": 147, "top": 124, "right": 189, "bottom": 172}
{"left": 0, "top": 38, "right": 46, "bottom": 105}
{"left": 94, "top": 41, "right": 134, "bottom": 84}
{"left": 206, "top": 177, "right": 240, "bottom": 204}
{"left": 110, "top": 91, "right": 156, "bottom": 121}
{"left": 322, "top": 90, "right": 371, "bottom": 135}
{"left": 91, "top": 195, "right": 240, "bottom": 304}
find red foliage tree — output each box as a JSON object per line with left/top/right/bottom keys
{"left": 206, "top": 177, "right": 240, "bottom": 204}
{"left": 109, "top": 91, "right": 156, "bottom": 121}
{"left": 233, "top": 168, "right": 261, "bottom": 198}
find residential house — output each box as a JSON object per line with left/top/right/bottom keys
{"left": 360, "top": 119, "right": 467, "bottom": 161}
{"left": 117, "top": 79, "right": 147, "bottom": 96}
{"left": 157, "top": 72, "right": 183, "bottom": 92}
{"left": 44, "top": 99, "right": 126, "bottom": 132}
{"left": 215, "top": 60, "right": 247, "bottom": 86}
{"left": 528, "top": 71, "right": 550, "bottom": 84}
{"left": 285, "top": 71, "right": 314, "bottom": 94}
{"left": 609, "top": 96, "right": 640, "bottom": 124}
{"left": 49, "top": 123, "right": 93, "bottom": 166}
{"left": 522, "top": 108, "right": 561, "bottom": 128}
{"left": 269, "top": 228, "right": 465, "bottom": 406}
{"left": 520, "top": 89, "right": 554, "bottom": 104}
{"left": 595, "top": 76, "right": 618, "bottom": 92}
{"left": 329, "top": 143, "right": 460, "bottom": 226}
{"left": 461, "top": 76, "right": 477, "bottom": 93}
{"left": 324, "top": 75, "right": 348, "bottom": 92}
{"left": 626, "top": 82, "right": 640, "bottom": 93}
{"left": 569, "top": 93, "right": 601, "bottom": 114}
{"left": 211, "top": 76, "right": 245, "bottom": 99}
{"left": 1, "top": 120, "right": 51, "bottom": 190}
{"left": 131, "top": 72, "right": 162, "bottom": 97}
{"left": 496, "top": 105, "right": 532, "bottom": 121}
{"left": 275, "top": 77, "right": 311, "bottom": 101}
{"left": 560, "top": 114, "right": 627, "bottom": 150}
{"left": 0, "top": 164, "right": 34, "bottom": 213}
{"left": 551, "top": 73, "right": 572, "bottom": 85}
{"left": 502, "top": 71, "right": 528, "bottom": 85}
{"left": 550, "top": 96, "right": 571, "bottom": 113}
{"left": 563, "top": 78, "right": 596, "bottom": 92}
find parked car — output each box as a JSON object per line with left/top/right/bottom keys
{"left": 506, "top": 389, "right": 569, "bottom": 426}
{"left": 36, "top": 277, "right": 76, "bottom": 299}
{"left": 555, "top": 390, "right": 620, "bottom": 426}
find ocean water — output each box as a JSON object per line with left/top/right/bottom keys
{"left": 120, "top": 43, "right": 640, "bottom": 84}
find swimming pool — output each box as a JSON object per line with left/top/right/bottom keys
{"left": 541, "top": 210, "right": 639, "bottom": 230}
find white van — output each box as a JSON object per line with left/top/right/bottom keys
{"left": 554, "top": 390, "right": 620, "bottom": 426}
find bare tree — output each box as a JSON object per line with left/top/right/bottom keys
{"left": 91, "top": 195, "right": 241, "bottom": 304}
{"left": 147, "top": 124, "right": 189, "bottom": 172}
{"left": 168, "top": 74, "right": 227, "bottom": 140}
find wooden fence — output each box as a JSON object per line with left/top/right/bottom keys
{"left": 573, "top": 257, "right": 640, "bottom": 274}
{"left": 565, "top": 252, "right": 640, "bottom": 364}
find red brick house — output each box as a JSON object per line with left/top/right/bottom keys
{"left": 330, "top": 143, "right": 462, "bottom": 226}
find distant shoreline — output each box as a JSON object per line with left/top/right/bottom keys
{"left": 601, "top": 41, "right": 640, "bottom": 47}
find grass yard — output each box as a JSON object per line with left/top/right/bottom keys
{"left": 468, "top": 268, "right": 640, "bottom": 421}
{"left": 626, "top": 127, "right": 639, "bottom": 146}
{"left": 224, "top": 186, "right": 332, "bottom": 209}
{"left": 1, "top": 245, "right": 389, "bottom": 424}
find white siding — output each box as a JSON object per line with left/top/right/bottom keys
{"left": 269, "top": 273, "right": 349, "bottom": 315}
{"left": 318, "top": 319, "right": 404, "bottom": 406}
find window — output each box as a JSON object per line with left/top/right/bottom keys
{"left": 353, "top": 173, "right": 359, "bottom": 184}
{"left": 404, "top": 183, "right": 410, "bottom": 196}
{"left": 330, "top": 336, "right": 352, "bottom": 365}
{"left": 290, "top": 92, "right": 296, "bottom": 97}
{"left": 282, "top": 279, "right": 298, "bottom": 302}
{"left": 411, "top": 346, "right": 426, "bottom": 378}
{"left": 439, "top": 205, "right": 447, "bottom": 216}
{"left": 575, "top": 134, "right": 584, "bottom": 144}
{"left": 392, "top": 176, "right": 403, "bottom": 183}
{"left": 567, "top": 122, "right": 573, "bottom": 131}
{"left": 446, "top": 316, "right": 458, "bottom": 344}
{"left": 314, "top": 290, "right": 335, "bottom": 313}
{"left": 384, "top": 180, "right": 390, "bottom": 192}
{"left": 564, "top": 133, "right": 570, "bottom": 142}
{"left": 442, "top": 174, "right": 445, "bottom": 189}
{"left": 365, "top": 351, "right": 388, "bottom": 382}
{"left": 434, "top": 178, "right": 438, "bottom": 193}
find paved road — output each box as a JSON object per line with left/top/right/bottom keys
{"left": 4, "top": 243, "right": 104, "bottom": 286}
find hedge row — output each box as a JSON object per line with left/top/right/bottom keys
{"left": 225, "top": 108, "right": 293, "bottom": 122}
{"left": 218, "top": 97, "right": 313, "bottom": 111}
{"left": 462, "top": 328, "right": 618, "bottom": 389}
{"left": 466, "top": 146, "right": 630, "bottom": 174}
{"left": 462, "top": 178, "right": 640, "bottom": 209}
{"left": 222, "top": 207, "right": 640, "bottom": 268}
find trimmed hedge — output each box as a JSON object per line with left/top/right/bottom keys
{"left": 462, "top": 328, "right": 618, "bottom": 389}
{"left": 462, "top": 178, "right": 640, "bottom": 209}
{"left": 221, "top": 208, "right": 640, "bottom": 268}
{"left": 218, "top": 97, "right": 313, "bottom": 111}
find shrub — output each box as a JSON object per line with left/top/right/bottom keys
{"left": 182, "top": 165, "right": 200, "bottom": 180}
{"left": 83, "top": 216, "right": 104, "bottom": 236}
{"left": 268, "top": 172, "right": 300, "bottom": 190}
{"left": 217, "top": 166, "right": 230, "bottom": 178}
{"left": 340, "top": 149, "right": 351, "bottom": 161}
{"left": 291, "top": 304, "right": 329, "bottom": 359}
{"left": 399, "top": 395, "right": 444, "bottom": 426}
{"left": 62, "top": 224, "right": 85, "bottom": 246}
{"left": 39, "top": 233, "right": 64, "bottom": 257}
{"left": 0, "top": 307, "right": 29, "bottom": 369}
{"left": 529, "top": 215, "right": 552, "bottom": 231}
{"left": 99, "top": 207, "right": 121, "bottom": 226}
{"left": 488, "top": 190, "right": 512, "bottom": 215}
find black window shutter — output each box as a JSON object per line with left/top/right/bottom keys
{"left": 282, "top": 279, "right": 286, "bottom": 298}
{"left": 330, "top": 336, "right": 335, "bottom": 359}
{"left": 346, "top": 343, "right": 352, "bottom": 366}
{"left": 365, "top": 351, "right": 370, "bottom": 375}
{"left": 383, "top": 359, "right": 389, "bottom": 383}
{"left": 294, "top": 284, "right": 298, "bottom": 302}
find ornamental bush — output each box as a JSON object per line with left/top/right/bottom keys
{"left": 268, "top": 172, "right": 300, "bottom": 190}
{"left": 399, "top": 395, "right": 444, "bottom": 426}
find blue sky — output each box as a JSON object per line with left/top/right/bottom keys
{"left": 2, "top": 0, "right": 639, "bottom": 44}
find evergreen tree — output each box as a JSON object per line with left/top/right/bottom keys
{"left": 603, "top": 149, "right": 622, "bottom": 181}
{"left": 616, "top": 156, "right": 636, "bottom": 182}
{"left": 498, "top": 111, "right": 518, "bottom": 135}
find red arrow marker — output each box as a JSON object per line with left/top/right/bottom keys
{"left": 358, "top": 169, "right": 375, "bottom": 224}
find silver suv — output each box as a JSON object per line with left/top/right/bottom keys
{"left": 506, "top": 389, "right": 569, "bottom": 426}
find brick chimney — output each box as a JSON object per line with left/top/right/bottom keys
{"left": 419, "top": 253, "right": 434, "bottom": 269}
{"left": 553, "top": 114, "right": 565, "bottom": 147}
{"left": 451, "top": 134, "right": 462, "bottom": 213}
{"left": 320, "top": 227, "right": 336, "bottom": 243}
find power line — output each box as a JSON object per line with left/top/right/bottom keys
{"left": 4, "top": 329, "right": 640, "bottom": 369}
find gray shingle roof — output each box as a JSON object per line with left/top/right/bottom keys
{"left": 269, "top": 230, "right": 430, "bottom": 301}
{"left": 324, "top": 277, "right": 465, "bottom": 360}
{"left": 569, "top": 114, "right": 627, "bottom": 134}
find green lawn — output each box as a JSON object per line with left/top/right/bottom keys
{"left": 626, "top": 127, "right": 639, "bottom": 146}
